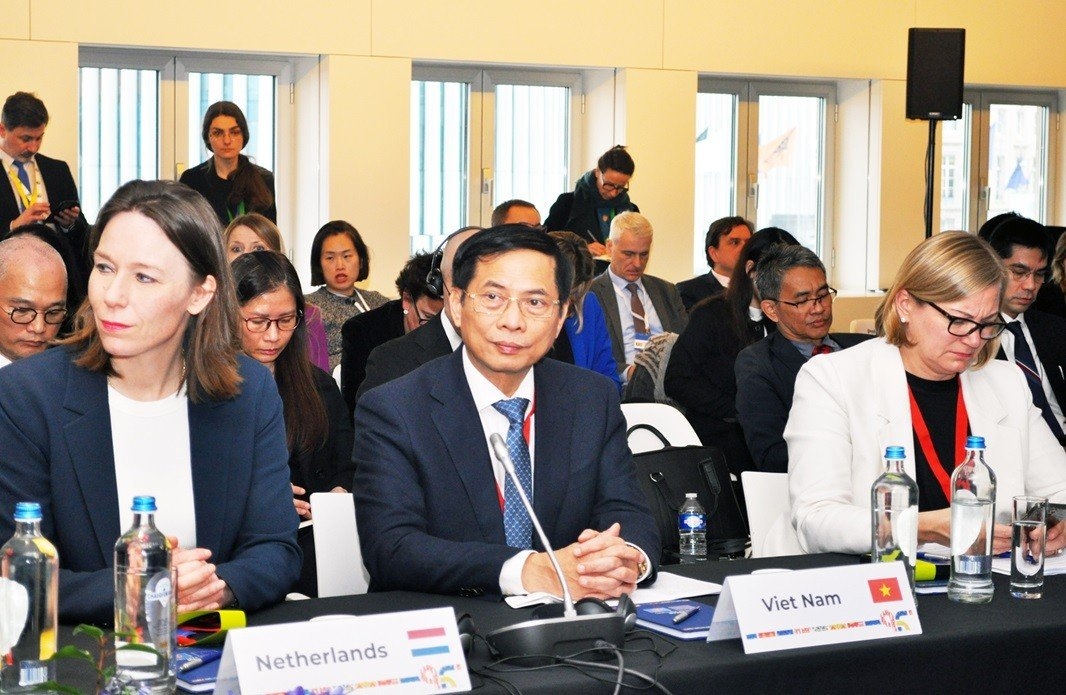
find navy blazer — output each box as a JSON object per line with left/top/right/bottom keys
{"left": 676, "top": 272, "right": 725, "bottom": 312}
{"left": 0, "top": 347, "right": 301, "bottom": 623}
{"left": 735, "top": 331, "right": 872, "bottom": 473}
{"left": 356, "top": 312, "right": 455, "bottom": 404}
{"left": 353, "top": 350, "right": 659, "bottom": 598}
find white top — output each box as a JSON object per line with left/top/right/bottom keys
{"left": 1000, "top": 312, "right": 1066, "bottom": 429}
{"left": 0, "top": 353, "right": 11, "bottom": 370}
{"left": 461, "top": 347, "right": 536, "bottom": 595}
{"left": 110, "top": 384, "right": 197, "bottom": 547}
{"left": 711, "top": 269, "right": 731, "bottom": 288}
{"left": 606, "top": 266, "right": 664, "bottom": 368}
{"left": 442, "top": 310, "right": 463, "bottom": 350}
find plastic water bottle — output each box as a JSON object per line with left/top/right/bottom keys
{"left": 678, "top": 493, "right": 707, "bottom": 563}
{"left": 871, "top": 446, "right": 919, "bottom": 594}
{"left": 947, "top": 436, "right": 997, "bottom": 604}
{"left": 0, "top": 502, "right": 59, "bottom": 693}
{"left": 113, "top": 496, "right": 176, "bottom": 693}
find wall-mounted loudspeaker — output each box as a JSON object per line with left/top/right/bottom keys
{"left": 906, "top": 28, "right": 965, "bottom": 120}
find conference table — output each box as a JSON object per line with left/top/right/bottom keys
{"left": 247, "top": 553, "right": 1066, "bottom": 693}
{"left": 56, "top": 553, "right": 1066, "bottom": 692}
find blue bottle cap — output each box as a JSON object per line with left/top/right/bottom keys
{"left": 13, "top": 502, "right": 42, "bottom": 521}
{"left": 884, "top": 446, "right": 906, "bottom": 459}
{"left": 131, "top": 496, "right": 157, "bottom": 512}
{"left": 965, "top": 435, "right": 986, "bottom": 449}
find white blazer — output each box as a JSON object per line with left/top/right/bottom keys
{"left": 767, "top": 337, "right": 1066, "bottom": 555}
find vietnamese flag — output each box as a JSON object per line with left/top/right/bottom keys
{"left": 868, "top": 577, "right": 902, "bottom": 603}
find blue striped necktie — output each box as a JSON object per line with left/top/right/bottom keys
{"left": 493, "top": 397, "right": 533, "bottom": 549}
{"left": 1006, "top": 321, "right": 1065, "bottom": 440}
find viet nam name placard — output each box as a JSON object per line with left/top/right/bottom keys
{"left": 707, "top": 562, "right": 921, "bottom": 654}
{"left": 213, "top": 607, "right": 471, "bottom": 694}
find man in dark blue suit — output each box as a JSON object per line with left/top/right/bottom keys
{"left": 354, "top": 225, "right": 658, "bottom": 600}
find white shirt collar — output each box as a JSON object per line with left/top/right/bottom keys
{"left": 461, "top": 346, "right": 535, "bottom": 412}
{"left": 711, "top": 269, "right": 731, "bottom": 288}
{"left": 442, "top": 311, "right": 463, "bottom": 350}
{"left": 748, "top": 305, "right": 764, "bottom": 322}
{"left": 607, "top": 266, "right": 643, "bottom": 293}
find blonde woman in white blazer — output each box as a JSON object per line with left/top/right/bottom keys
{"left": 773, "top": 232, "right": 1066, "bottom": 555}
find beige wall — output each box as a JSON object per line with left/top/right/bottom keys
{"left": 6, "top": 1, "right": 1066, "bottom": 311}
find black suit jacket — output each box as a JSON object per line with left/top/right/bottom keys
{"left": 341, "top": 299, "right": 405, "bottom": 416}
{"left": 996, "top": 309, "right": 1066, "bottom": 422}
{"left": 353, "top": 350, "right": 659, "bottom": 597}
{"left": 735, "top": 331, "right": 872, "bottom": 473}
{"left": 0, "top": 154, "right": 90, "bottom": 284}
{"left": 676, "top": 272, "right": 725, "bottom": 311}
{"left": 356, "top": 312, "right": 455, "bottom": 404}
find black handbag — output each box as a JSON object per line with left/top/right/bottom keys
{"left": 627, "top": 423, "right": 748, "bottom": 563}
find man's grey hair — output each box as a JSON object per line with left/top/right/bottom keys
{"left": 0, "top": 235, "right": 67, "bottom": 285}
{"left": 608, "top": 211, "right": 653, "bottom": 242}
{"left": 753, "top": 244, "right": 824, "bottom": 302}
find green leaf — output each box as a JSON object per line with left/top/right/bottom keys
{"left": 49, "top": 645, "right": 95, "bottom": 664}
{"left": 72, "top": 624, "right": 106, "bottom": 640}
{"left": 116, "top": 642, "right": 163, "bottom": 656}
{"left": 33, "top": 681, "right": 81, "bottom": 694}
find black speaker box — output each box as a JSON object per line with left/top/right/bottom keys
{"left": 906, "top": 28, "right": 965, "bottom": 120}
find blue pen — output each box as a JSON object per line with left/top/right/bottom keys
{"left": 672, "top": 606, "right": 700, "bottom": 625}
{"left": 178, "top": 651, "right": 222, "bottom": 674}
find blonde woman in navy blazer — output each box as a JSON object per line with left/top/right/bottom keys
{"left": 0, "top": 180, "right": 300, "bottom": 623}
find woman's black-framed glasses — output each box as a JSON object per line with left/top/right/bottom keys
{"left": 925, "top": 301, "right": 1006, "bottom": 340}
{"left": 242, "top": 312, "right": 301, "bottom": 333}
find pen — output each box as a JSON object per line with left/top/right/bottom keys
{"left": 177, "top": 651, "right": 222, "bottom": 674}
{"left": 672, "top": 606, "right": 700, "bottom": 624}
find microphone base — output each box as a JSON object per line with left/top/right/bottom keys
{"left": 486, "top": 613, "right": 625, "bottom": 666}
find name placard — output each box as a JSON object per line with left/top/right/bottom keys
{"left": 213, "top": 607, "right": 471, "bottom": 694}
{"left": 707, "top": 562, "right": 921, "bottom": 654}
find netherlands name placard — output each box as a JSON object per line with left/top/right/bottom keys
{"left": 213, "top": 607, "right": 471, "bottom": 694}
{"left": 706, "top": 562, "right": 921, "bottom": 654}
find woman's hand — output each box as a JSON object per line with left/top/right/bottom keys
{"left": 916, "top": 508, "right": 952, "bottom": 546}
{"left": 292, "top": 484, "right": 311, "bottom": 519}
{"left": 168, "top": 538, "right": 229, "bottom": 612}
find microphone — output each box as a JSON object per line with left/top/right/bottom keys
{"left": 489, "top": 433, "right": 577, "bottom": 618}
{"left": 486, "top": 433, "right": 625, "bottom": 665}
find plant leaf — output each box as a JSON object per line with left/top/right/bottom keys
{"left": 72, "top": 624, "right": 106, "bottom": 640}
{"left": 49, "top": 645, "right": 95, "bottom": 664}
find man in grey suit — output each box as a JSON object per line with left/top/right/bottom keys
{"left": 589, "top": 211, "right": 686, "bottom": 384}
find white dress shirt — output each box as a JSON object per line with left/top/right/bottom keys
{"left": 606, "top": 267, "right": 664, "bottom": 369}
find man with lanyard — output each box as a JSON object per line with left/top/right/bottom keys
{"left": 0, "top": 92, "right": 89, "bottom": 287}
{"left": 353, "top": 225, "right": 658, "bottom": 599}
{"left": 589, "top": 211, "right": 687, "bottom": 384}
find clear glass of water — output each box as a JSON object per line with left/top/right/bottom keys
{"left": 1011, "top": 495, "right": 1048, "bottom": 599}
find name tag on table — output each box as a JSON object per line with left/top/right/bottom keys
{"left": 707, "top": 562, "right": 920, "bottom": 654}
{"left": 213, "top": 607, "right": 471, "bottom": 694}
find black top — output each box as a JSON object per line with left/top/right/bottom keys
{"left": 178, "top": 159, "right": 277, "bottom": 227}
{"left": 906, "top": 372, "right": 967, "bottom": 511}
{"left": 340, "top": 299, "right": 406, "bottom": 417}
{"left": 290, "top": 366, "right": 356, "bottom": 496}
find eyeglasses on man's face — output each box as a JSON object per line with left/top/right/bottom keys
{"left": 769, "top": 287, "right": 838, "bottom": 310}
{"left": 242, "top": 312, "right": 301, "bottom": 333}
{"left": 6, "top": 306, "right": 67, "bottom": 325}
{"left": 464, "top": 291, "right": 560, "bottom": 320}
{"left": 924, "top": 300, "right": 1006, "bottom": 340}
{"left": 1007, "top": 263, "right": 1051, "bottom": 284}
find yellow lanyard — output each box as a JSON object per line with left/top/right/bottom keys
{"left": 6, "top": 163, "right": 37, "bottom": 211}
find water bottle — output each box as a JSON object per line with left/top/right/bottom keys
{"left": 113, "top": 496, "right": 176, "bottom": 693}
{"left": 947, "top": 436, "right": 997, "bottom": 604}
{"left": 678, "top": 493, "right": 707, "bottom": 563}
{"left": 871, "top": 446, "right": 919, "bottom": 594}
{"left": 0, "top": 502, "right": 59, "bottom": 693}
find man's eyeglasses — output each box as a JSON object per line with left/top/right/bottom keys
{"left": 242, "top": 312, "right": 301, "bottom": 333}
{"left": 465, "top": 291, "right": 560, "bottom": 319}
{"left": 925, "top": 301, "right": 1006, "bottom": 340}
{"left": 6, "top": 306, "right": 67, "bottom": 325}
{"left": 1007, "top": 263, "right": 1051, "bottom": 284}
{"left": 768, "top": 288, "right": 838, "bottom": 310}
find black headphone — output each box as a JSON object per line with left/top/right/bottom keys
{"left": 425, "top": 226, "right": 483, "bottom": 299}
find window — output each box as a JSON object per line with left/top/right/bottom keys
{"left": 410, "top": 67, "right": 581, "bottom": 253}
{"left": 940, "top": 91, "right": 1056, "bottom": 231}
{"left": 694, "top": 80, "right": 833, "bottom": 274}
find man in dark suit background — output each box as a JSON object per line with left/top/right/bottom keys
{"left": 354, "top": 225, "right": 657, "bottom": 599}
{"left": 979, "top": 213, "right": 1066, "bottom": 445}
{"left": 355, "top": 225, "right": 481, "bottom": 403}
{"left": 0, "top": 92, "right": 90, "bottom": 286}
{"left": 676, "top": 216, "right": 753, "bottom": 311}
{"left": 735, "top": 244, "right": 870, "bottom": 473}
{"left": 589, "top": 211, "right": 686, "bottom": 384}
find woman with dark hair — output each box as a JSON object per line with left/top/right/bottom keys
{"left": 545, "top": 145, "right": 639, "bottom": 257}
{"left": 339, "top": 251, "right": 442, "bottom": 415}
{"left": 224, "top": 213, "right": 329, "bottom": 371}
{"left": 179, "top": 101, "right": 276, "bottom": 226}
{"left": 548, "top": 230, "right": 620, "bottom": 389}
{"left": 664, "top": 227, "right": 801, "bottom": 478}
{"left": 233, "top": 250, "right": 354, "bottom": 595}
{"left": 306, "top": 220, "right": 390, "bottom": 370}
{"left": 0, "top": 180, "right": 300, "bottom": 623}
